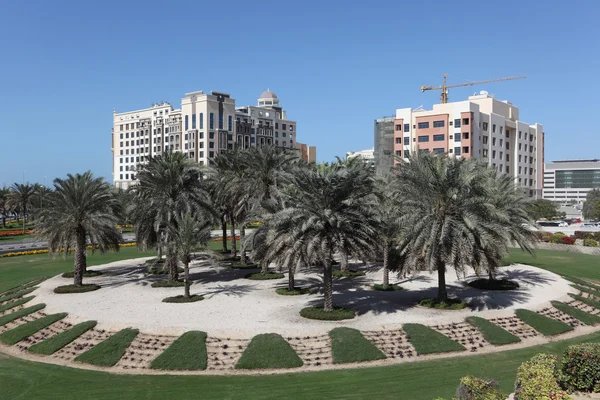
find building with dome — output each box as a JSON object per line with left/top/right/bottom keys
{"left": 111, "top": 89, "right": 304, "bottom": 189}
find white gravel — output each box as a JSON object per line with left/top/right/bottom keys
{"left": 32, "top": 257, "right": 575, "bottom": 338}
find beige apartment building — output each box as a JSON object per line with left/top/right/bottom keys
{"left": 296, "top": 142, "right": 317, "bottom": 162}
{"left": 376, "top": 92, "right": 544, "bottom": 197}
{"left": 111, "top": 90, "right": 304, "bottom": 188}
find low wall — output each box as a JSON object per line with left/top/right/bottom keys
{"left": 514, "top": 242, "right": 600, "bottom": 256}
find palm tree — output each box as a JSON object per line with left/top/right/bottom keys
{"left": 35, "top": 172, "right": 122, "bottom": 286}
{"left": 395, "top": 153, "right": 536, "bottom": 302}
{"left": 0, "top": 187, "right": 9, "bottom": 229}
{"left": 7, "top": 183, "right": 36, "bottom": 233}
{"left": 130, "top": 152, "right": 214, "bottom": 281}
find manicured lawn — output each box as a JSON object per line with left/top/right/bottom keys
{"left": 562, "top": 276, "right": 600, "bottom": 292}
{"left": 236, "top": 333, "right": 303, "bottom": 370}
{"left": 0, "top": 247, "right": 155, "bottom": 292}
{"left": 569, "top": 293, "right": 600, "bottom": 310}
{"left": 0, "top": 296, "right": 35, "bottom": 314}
{"left": 0, "top": 234, "right": 35, "bottom": 242}
{"left": 0, "top": 304, "right": 45, "bottom": 327}
{"left": 74, "top": 328, "right": 139, "bottom": 367}
{"left": 403, "top": 324, "right": 466, "bottom": 355}
{"left": 572, "top": 284, "right": 600, "bottom": 298}
{"left": 28, "top": 321, "right": 97, "bottom": 355}
{"left": 505, "top": 248, "right": 600, "bottom": 281}
{"left": 206, "top": 240, "right": 239, "bottom": 252}
{"left": 550, "top": 301, "right": 600, "bottom": 325}
{"left": 0, "top": 313, "right": 68, "bottom": 345}
{"left": 465, "top": 316, "right": 521, "bottom": 345}
{"left": 515, "top": 309, "right": 573, "bottom": 336}
{"left": 150, "top": 331, "right": 207, "bottom": 371}
{"left": 329, "top": 327, "right": 386, "bottom": 364}
{"left": 0, "top": 287, "right": 37, "bottom": 304}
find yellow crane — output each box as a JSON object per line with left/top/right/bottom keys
{"left": 421, "top": 74, "right": 526, "bottom": 104}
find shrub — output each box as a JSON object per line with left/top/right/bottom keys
{"left": 245, "top": 272, "right": 284, "bottom": 280}
{"left": 554, "top": 232, "right": 566, "bottom": 236}
{"left": 549, "top": 234, "right": 576, "bottom": 245}
{"left": 147, "top": 266, "right": 183, "bottom": 275}
{"left": 573, "top": 231, "right": 595, "bottom": 240}
{"left": 419, "top": 298, "right": 470, "bottom": 310}
{"left": 514, "top": 353, "right": 571, "bottom": 400}
{"left": 162, "top": 295, "right": 204, "bottom": 303}
{"left": 275, "top": 287, "right": 310, "bottom": 295}
{"left": 61, "top": 270, "right": 103, "bottom": 278}
{"left": 150, "top": 331, "right": 207, "bottom": 370}
{"left": 151, "top": 280, "right": 186, "bottom": 288}
{"left": 332, "top": 269, "right": 365, "bottom": 278}
{"left": 54, "top": 284, "right": 100, "bottom": 294}
{"left": 329, "top": 327, "right": 386, "bottom": 364}
{"left": 144, "top": 258, "right": 165, "bottom": 264}
{"left": 371, "top": 284, "right": 403, "bottom": 291}
{"left": 467, "top": 278, "right": 520, "bottom": 291}
{"left": 584, "top": 238, "right": 599, "bottom": 247}
{"left": 226, "top": 263, "right": 258, "bottom": 269}
{"left": 235, "top": 333, "right": 303, "bottom": 369}
{"left": 300, "top": 307, "right": 355, "bottom": 321}
{"left": 558, "top": 343, "right": 600, "bottom": 393}
{"left": 454, "top": 376, "right": 505, "bottom": 400}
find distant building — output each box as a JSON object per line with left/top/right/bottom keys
{"left": 373, "top": 117, "right": 395, "bottom": 175}
{"left": 375, "top": 92, "right": 545, "bottom": 198}
{"left": 296, "top": 142, "right": 317, "bottom": 162}
{"left": 543, "top": 159, "right": 600, "bottom": 203}
{"left": 347, "top": 148, "right": 375, "bottom": 163}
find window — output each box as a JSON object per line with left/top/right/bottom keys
{"left": 492, "top": 124, "right": 496, "bottom": 133}
{"left": 120, "top": 125, "right": 123, "bottom": 131}
{"left": 463, "top": 132, "right": 469, "bottom": 140}
{"left": 454, "top": 147, "right": 461, "bottom": 156}
{"left": 506, "top": 154, "right": 510, "bottom": 162}
{"left": 290, "top": 125, "right": 294, "bottom": 131}
{"left": 185, "top": 115, "right": 189, "bottom": 131}
{"left": 282, "top": 132, "right": 287, "bottom": 137}
{"left": 275, "top": 132, "right": 278, "bottom": 137}
{"left": 395, "top": 125, "right": 402, "bottom": 131}
{"left": 404, "top": 137, "right": 410, "bottom": 145}
{"left": 395, "top": 137, "right": 402, "bottom": 144}
{"left": 417, "top": 122, "right": 429, "bottom": 129}
{"left": 482, "top": 136, "right": 488, "bottom": 145}
{"left": 209, "top": 142, "right": 214, "bottom": 149}
{"left": 500, "top": 139, "right": 503, "bottom": 147}
{"left": 455, "top": 132, "right": 461, "bottom": 141}
{"left": 462, "top": 146, "right": 469, "bottom": 154}
{"left": 282, "top": 123, "right": 287, "bottom": 130}
{"left": 209, "top": 151, "right": 214, "bottom": 158}
{"left": 185, "top": 144, "right": 188, "bottom": 149}
{"left": 192, "top": 114, "right": 196, "bottom": 129}
{"left": 120, "top": 142, "right": 123, "bottom": 147}
{"left": 199, "top": 113, "right": 204, "bottom": 129}
{"left": 228, "top": 115, "right": 232, "bottom": 131}
{"left": 184, "top": 134, "right": 188, "bottom": 140}
{"left": 119, "top": 133, "right": 123, "bottom": 139}
{"left": 120, "top": 166, "right": 123, "bottom": 171}
{"left": 519, "top": 143, "right": 522, "bottom": 151}
{"left": 433, "top": 120, "right": 445, "bottom": 128}
{"left": 499, "top": 126, "right": 503, "bottom": 135}
{"left": 200, "top": 142, "right": 204, "bottom": 148}
{"left": 492, "top": 138, "right": 496, "bottom": 146}
{"left": 120, "top": 158, "right": 123, "bottom": 163}
{"left": 454, "top": 119, "right": 461, "bottom": 128}
{"left": 500, "top": 151, "right": 503, "bottom": 159}
{"left": 524, "top": 156, "right": 528, "bottom": 163}
{"left": 433, "top": 134, "right": 445, "bottom": 141}
{"left": 518, "top": 155, "right": 522, "bottom": 162}
{"left": 462, "top": 118, "right": 469, "bottom": 125}
{"left": 209, "top": 113, "right": 214, "bottom": 129}
{"left": 482, "top": 122, "right": 488, "bottom": 131}
{"left": 275, "top": 123, "right": 278, "bottom": 129}
{"left": 417, "top": 135, "right": 430, "bottom": 142}
{"left": 506, "top": 142, "right": 510, "bottom": 150}
{"left": 524, "top": 144, "right": 527, "bottom": 151}
{"left": 395, "top": 150, "right": 402, "bottom": 157}
{"left": 404, "top": 124, "right": 410, "bottom": 132}
{"left": 530, "top": 134, "right": 533, "bottom": 141}
{"left": 120, "top": 174, "right": 123, "bottom": 179}
{"left": 126, "top": 174, "right": 129, "bottom": 180}
{"left": 433, "top": 148, "right": 444, "bottom": 154}
{"left": 218, "top": 114, "right": 223, "bottom": 129}
{"left": 209, "top": 132, "right": 214, "bottom": 139}
{"left": 519, "top": 166, "right": 522, "bottom": 174}
{"left": 483, "top": 149, "right": 488, "bottom": 157}
{"left": 492, "top": 150, "right": 496, "bottom": 159}
{"left": 505, "top": 130, "right": 509, "bottom": 138}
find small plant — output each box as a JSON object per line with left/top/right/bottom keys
{"left": 454, "top": 376, "right": 505, "bottom": 400}
{"left": 467, "top": 278, "right": 520, "bottom": 291}
{"left": 61, "top": 270, "right": 103, "bottom": 278}
{"left": 275, "top": 287, "right": 310, "bottom": 295}
{"left": 583, "top": 238, "right": 599, "bottom": 247}
{"left": 54, "top": 284, "right": 100, "bottom": 294}
{"left": 558, "top": 343, "right": 600, "bottom": 393}
{"left": 332, "top": 269, "right": 365, "bottom": 278}
{"left": 151, "top": 280, "right": 186, "bottom": 288}
{"left": 514, "top": 353, "right": 571, "bottom": 400}
{"left": 162, "top": 295, "right": 204, "bottom": 303}
{"left": 372, "top": 284, "right": 403, "bottom": 291}
{"left": 226, "top": 263, "right": 258, "bottom": 269}
{"left": 419, "top": 298, "right": 470, "bottom": 310}
{"left": 300, "top": 307, "right": 355, "bottom": 321}
{"left": 245, "top": 272, "right": 284, "bottom": 280}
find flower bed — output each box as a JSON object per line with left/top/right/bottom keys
{"left": 1, "top": 242, "right": 137, "bottom": 258}
{"left": 0, "top": 230, "right": 34, "bottom": 237}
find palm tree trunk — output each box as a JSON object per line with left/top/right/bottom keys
{"left": 1, "top": 215, "right": 5, "bottom": 229}
{"left": 240, "top": 226, "right": 247, "bottom": 264}
{"left": 74, "top": 229, "right": 86, "bottom": 286}
{"left": 184, "top": 261, "right": 190, "bottom": 298}
{"left": 340, "top": 252, "right": 348, "bottom": 272}
{"left": 167, "top": 246, "right": 178, "bottom": 282}
{"left": 157, "top": 244, "right": 162, "bottom": 260}
{"left": 488, "top": 269, "right": 494, "bottom": 281}
{"left": 22, "top": 211, "right": 26, "bottom": 234}
{"left": 261, "top": 262, "right": 268, "bottom": 274}
{"left": 229, "top": 213, "right": 237, "bottom": 258}
{"left": 382, "top": 242, "right": 390, "bottom": 287}
{"left": 288, "top": 264, "right": 295, "bottom": 291}
{"left": 323, "top": 262, "right": 333, "bottom": 312}
{"left": 437, "top": 259, "right": 448, "bottom": 302}
{"left": 221, "top": 215, "right": 228, "bottom": 253}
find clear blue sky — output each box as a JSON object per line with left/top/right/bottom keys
{"left": 1, "top": 0, "right": 598, "bottom": 186}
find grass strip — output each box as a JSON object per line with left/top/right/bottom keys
{"left": 569, "top": 293, "right": 600, "bottom": 310}
{"left": 300, "top": 307, "right": 355, "bottom": 320}
{"left": 245, "top": 272, "right": 284, "bottom": 280}
{"left": 329, "top": 327, "right": 386, "bottom": 364}
{"left": 54, "top": 284, "right": 100, "bottom": 294}
{"left": 0, "top": 304, "right": 45, "bottom": 327}
{"left": 0, "top": 313, "right": 68, "bottom": 345}
{"left": 465, "top": 316, "right": 521, "bottom": 345}
{"left": 0, "top": 278, "right": 44, "bottom": 297}
{"left": 235, "top": 333, "right": 303, "bottom": 370}
{"left": 403, "top": 323, "right": 466, "bottom": 355}
{"left": 0, "top": 287, "right": 37, "bottom": 304}
{"left": 564, "top": 276, "right": 600, "bottom": 292}
{"left": 74, "top": 328, "right": 139, "bottom": 367}
{"left": 28, "top": 321, "right": 97, "bottom": 355}
{"left": 0, "top": 296, "right": 35, "bottom": 314}
{"left": 572, "top": 284, "right": 600, "bottom": 299}
{"left": 150, "top": 331, "right": 207, "bottom": 370}
{"left": 515, "top": 309, "right": 574, "bottom": 336}
{"left": 550, "top": 301, "right": 600, "bottom": 326}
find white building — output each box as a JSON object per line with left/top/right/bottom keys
{"left": 347, "top": 148, "right": 375, "bottom": 162}
{"left": 388, "top": 92, "right": 544, "bottom": 197}
{"left": 543, "top": 159, "right": 600, "bottom": 203}
{"left": 111, "top": 90, "right": 297, "bottom": 189}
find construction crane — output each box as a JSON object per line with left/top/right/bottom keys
{"left": 421, "top": 74, "right": 526, "bottom": 104}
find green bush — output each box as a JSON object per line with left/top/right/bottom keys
{"left": 28, "top": 321, "right": 97, "bottom": 355}
{"left": 465, "top": 316, "right": 521, "bottom": 345}
{"left": 514, "top": 353, "right": 571, "bottom": 400}
{"left": 299, "top": 307, "right": 355, "bottom": 321}
{"left": 558, "top": 343, "right": 600, "bottom": 393}
{"left": 554, "top": 232, "right": 566, "bottom": 236}
{"left": 515, "top": 309, "right": 573, "bottom": 336}
{"left": 61, "top": 270, "right": 103, "bottom": 278}
{"left": 584, "top": 238, "right": 599, "bottom": 247}
{"left": 454, "top": 376, "right": 505, "bottom": 400}
{"left": 275, "top": 287, "right": 310, "bottom": 295}
{"left": 245, "top": 272, "right": 284, "bottom": 280}
{"left": 226, "top": 263, "right": 258, "bottom": 269}
{"left": 74, "top": 328, "right": 139, "bottom": 367}
{"left": 332, "top": 270, "right": 365, "bottom": 278}
{"left": 150, "top": 331, "right": 207, "bottom": 371}
{"left": 467, "top": 279, "right": 520, "bottom": 291}
{"left": 235, "top": 333, "right": 303, "bottom": 370}
{"left": 54, "top": 284, "right": 100, "bottom": 294}
{"left": 403, "top": 323, "right": 466, "bottom": 355}
{"left": 329, "top": 327, "right": 386, "bottom": 364}
{"left": 0, "top": 313, "right": 68, "bottom": 345}
{"left": 162, "top": 295, "right": 204, "bottom": 303}
{"left": 371, "top": 284, "right": 403, "bottom": 291}
{"left": 419, "top": 298, "right": 470, "bottom": 310}
{"left": 147, "top": 266, "right": 183, "bottom": 275}
{"left": 151, "top": 280, "right": 186, "bottom": 288}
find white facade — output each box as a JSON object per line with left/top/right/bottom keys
{"left": 112, "top": 90, "right": 297, "bottom": 189}
{"left": 543, "top": 159, "right": 600, "bottom": 203}
{"left": 347, "top": 148, "right": 375, "bottom": 162}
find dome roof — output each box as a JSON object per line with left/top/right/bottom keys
{"left": 259, "top": 89, "right": 278, "bottom": 100}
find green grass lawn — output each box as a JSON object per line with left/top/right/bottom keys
{"left": 74, "top": 328, "right": 139, "bottom": 367}
{"left": 505, "top": 248, "right": 600, "bottom": 281}
{"left": 569, "top": 293, "right": 600, "bottom": 310}
{"left": 0, "top": 313, "right": 68, "bottom": 345}
{"left": 0, "top": 296, "right": 35, "bottom": 314}
{"left": 465, "top": 316, "right": 521, "bottom": 345}
{"left": 206, "top": 240, "right": 240, "bottom": 252}
{"left": 236, "top": 333, "right": 303, "bottom": 370}
{"left": 0, "top": 304, "right": 45, "bottom": 327}
{"left": 150, "top": 331, "right": 207, "bottom": 371}
{"left": 550, "top": 301, "right": 600, "bottom": 325}
{"left": 329, "top": 327, "right": 386, "bottom": 364}
{"left": 28, "top": 321, "right": 97, "bottom": 355}
{"left": 515, "top": 309, "right": 574, "bottom": 336}
{"left": 0, "top": 287, "right": 37, "bottom": 304}
{"left": 0, "top": 234, "right": 35, "bottom": 242}
{"left": 403, "top": 324, "right": 466, "bottom": 355}
{"left": 0, "top": 247, "right": 155, "bottom": 292}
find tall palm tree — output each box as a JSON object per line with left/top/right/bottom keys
{"left": 7, "top": 183, "right": 36, "bottom": 233}
{"left": 395, "top": 153, "right": 536, "bottom": 302}
{"left": 130, "top": 152, "right": 214, "bottom": 281}
{"left": 35, "top": 172, "right": 122, "bottom": 286}
{"left": 0, "top": 187, "right": 9, "bottom": 229}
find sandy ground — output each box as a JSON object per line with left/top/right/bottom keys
{"left": 31, "top": 256, "right": 575, "bottom": 338}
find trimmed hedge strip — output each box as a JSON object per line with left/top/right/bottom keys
{"left": 515, "top": 309, "right": 574, "bottom": 336}
{"left": 0, "top": 313, "right": 68, "bottom": 345}
{"left": 235, "top": 333, "right": 303, "bottom": 370}
{"left": 572, "top": 284, "right": 600, "bottom": 299}
{"left": 551, "top": 301, "right": 600, "bottom": 326}
{"left": 329, "top": 327, "right": 386, "bottom": 364}
{"left": 569, "top": 293, "right": 600, "bottom": 310}
{"left": 0, "top": 304, "right": 45, "bottom": 327}
{"left": 0, "top": 278, "right": 44, "bottom": 297}
{"left": 0, "top": 287, "right": 37, "bottom": 304}
{"left": 465, "top": 316, "right": 521, "bottom": 345}
{"left": 28, "top": 321, "right": 97, "bottom": 355}
{"left": 403, "top": 323, "right": 466, "bottom": 355}
{"left": 564, "top": 276, "right": 600, "bottom": 292}
{"left": 150, "top": 331, "right": 207, "bottom": 370}
{"left": 74, "top": 328, "right": 139, "bottom": 367}
{"left": 0, "top": 296, "right": 35, "bottom": 314}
